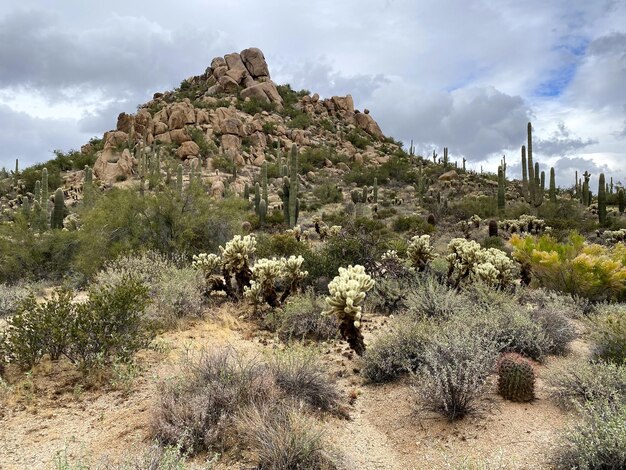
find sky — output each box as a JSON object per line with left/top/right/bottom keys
{"left": 0, "top": 0, "right": 625, "bottom": 189}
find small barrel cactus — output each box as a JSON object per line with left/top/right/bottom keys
{"left": 323, "top": 265, "right": 374, "bottom": 355}
{"left": 497, "top": 354, "right": 535, "bottom": 402}
{"left": 488, "top": 220, "right": 498, "bottom": 237}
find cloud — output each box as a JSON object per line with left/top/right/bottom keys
{"left": 534, "top": 121, "right": 598, "bottom": 156}
{"left": 0, "top": 104, "right": 89, "bottom": 168}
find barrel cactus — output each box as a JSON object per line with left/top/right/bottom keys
{"left": 407, "top": 235, "right": 434, "bottom": 271}
{"left": 497, "top": 353, "right": 535, "bottom": 402}
{"left": 323, "top": 265, "right": 374, "bottom": 355}
{"left": 488, "top": 220, "right": 498, "bottom": 237}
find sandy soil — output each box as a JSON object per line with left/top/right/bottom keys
{"left": 0, "top": 306, "right": 588, "bottom": 470}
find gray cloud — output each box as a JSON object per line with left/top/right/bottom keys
{"left": 535, "top": 121, "right": 598, "bottom": 156}
{"left": 0, "top": 104, "right": 89, "bottom": 168}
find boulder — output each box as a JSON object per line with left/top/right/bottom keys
{"left": 154, "top": 132, "right": 172, "bottom": 144}
{"left": 103, "top": 131, "right": 129, "bottom": 150}
{"left": 331, "top": 95, "right": 354, "bottom": 113}
{"left": 240, "top": 47, "right": 270, "bottom": 78}
{"left": 116, "top": 113, "right": 134, "bottom": 135}
{"left": 224, "top": 53, "right": 247, "bottom": 72}
{"left": 218, "top": 75, "right": 239, "bottom": 93}
{"left": 439, "top": 170, "right": 459, "bottom": 181}
{"left": 355, "top": 113, "right": 384, "bottom": 140}
{"left": 154, "top": 121, "right": 168, "bottom": 135}
{"left": 135, "top": 109, "right": 153, "bottom": 138}
{"left": 176, "top": 141, "right": 200, "bottom": 159}
{"left": 211, "top": 57, "right": 226, "bottom": 69}
{"left": 93, "top": 148, "right": 135, "bottom": 184}
{"left": 211, "top": 179, "right": 225, "bottom": 198}
{"left": 168, "top": 102, "right": 196, "bottom": 129}
{"left": 250, "top": 131, "right": 267, "bottom": 148}
{"left": 226, "top": 68, "right": 248, "bottom": 84}
{"left": 170, "top": 128, "right": 192, "bottom": 144}
{"left": 239, "top": 81, "right": 283, "bottom": 106}
{"left": 221, "top": 134, "right": 241, "bottom": 153}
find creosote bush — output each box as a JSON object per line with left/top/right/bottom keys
{"left": 589, "top": 305, "right": 626, "bottom": 364}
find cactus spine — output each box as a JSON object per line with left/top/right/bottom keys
{"left": 549, "top": 167, "right": 556, "bottom": 203}
{"left": 288, "top": 144, "right": 299, "bottom": 228}
{"left": 598, "top": 173, "right": 607, "bottom": 225}
{"left": 51, "top": 188, "right": 65, "bottom": 229}
{"left": 497, "top": 354, "right": 535, "bottom": 402}
{"left": 527, "top": 123, "right": 535, "bottom": 203}
{"left": 497, "top": 165, "right": 505, "bottom": 211}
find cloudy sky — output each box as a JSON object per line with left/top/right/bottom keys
{"left": 1, "top": 0, "right": 625, "bottom": 188}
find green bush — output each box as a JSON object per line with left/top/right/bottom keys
{"left": 212, "top": 155, "right": 236, "bottom": 173}
{"left": 412, "top": 324, "right": 498, "bottom": 421}
{"left": 265, "top": 291, "right": 338, "bottom": 342}
{"left": 405, "top": 276, "right": 467, "bottom": 320}
{"left": 548, "top": 361, "right": 626, "bottom": 409}
{"left": 0, "top": 283, "right": 37, "bottom": 317}
{"left": 553, "top": 400, "right": 626, "bottom": 469}
{"left": 256, "top": 233, "right": 312, "bottom": 259}
{"left": 362, "top": 321, "right": 434, "bottom": 383}
{"left": 346, "top": 129, "right": 371, "bottom": 149}
{"left": 590, "top": 306, "right": 626, "bottom": 364}
{"left": 392, "top": 215, "right": 434, "bottom": 234}
{"left": 67, "top": 278, "right": 152, "bottom": 369}
{"left": 236, "top": 96, "right": 276, "bottom": 115}
{"left": 287, "top": 112, "right": 313, "bottom": 129}
{"left": 1, "top": 287, "right": 74, "bottom": 369}
{"left": 313, "top": 182, "right": 343, "bottom": 204}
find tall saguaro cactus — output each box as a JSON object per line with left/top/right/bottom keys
{"left": 51, "top": 188, "right": 65, "bottom": 229}
{"left": 598, "top": 173, "right": 607, "bottom": 225}
{"left": 288, "top": 144, "right": 299, "bottom": 228}
{"left": 549, "top": 167, "right": 556, "bottom": 203}
{"left": 261, "top": 161, "right": 268, "bottom": 207}
{"left": 42, "top": 167, "right": 49, "bottom": 208}
{"left": 521, "top": 145, "right": 528, "bottom": 199}
{"left": 618, "top": 188, "right": 625, "bottom": 214}
{"left": 527, "top": 123, "right": 535, "bottom": 203}
{"left": 497, "top": 165, "right": 506, "bottom": 211}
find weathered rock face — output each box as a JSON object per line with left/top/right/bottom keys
{"left": 176, "top": 141, "right": 200, "bottom": 159}
{"left": 240, "top": 47, "right": 270, "bottom": 78}
{"left": 355, "top": 112, "right": 384, "bottom": 140}
{"left": 240, "top": 81, "right": 283, "bottom": 106}
{"left": 93, "top": 148, "right": 136, "bottom": 184}
{"left": 439, "top": 170, "right": 459, "bottom": 181}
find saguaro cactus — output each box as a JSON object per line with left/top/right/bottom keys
{"left": 497, "top": 166, "right": 505, "bottom": 211}
{"left": 373, "top": 177, "right": 378, "bottom": 203}
{"left": 598, "top": 173, "right": 607, "bottom": 225}
{"left": 258, "top": 199, "right": 267, "bottom": 226}
{"left": 42, "top": 167, "right": 49, "bottom": 207}
{"left": 618, "top": 188, "right": 625, "bottom": 214}
{"left": 288, "top": 144, "right": 299, "bottom": 228}
{"left": 51, "top": 188, "right": 65, "bottom": 229}
{"left": 527, "top": 123, "right": 535, "bottom": 203}
{"left": 34, "top": 180, "right": 41, "bottom": 204}
{"left": 261, "top": 161, "right": 268, "bottom": 206}
{"left": 549, "top": 167, "right": 556, "bottom": 203}
{"left": 254, "top": 182, "right": 261, "bottom": 215}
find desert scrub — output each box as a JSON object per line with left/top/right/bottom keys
{"left": 323, "top": 265, "right": 374, "bottom": 355}
{"left": 0, "top": 282, "right": 38, "bottom": 317}
{"left": 404, "top": 275, "right": 467, "bottom": 320}
{"left": 412, "top": 324, "right": 498, "bottom": 421}
{"left": 153, "top": 347, "right": 342, "bottom": 455}
{"left": 548, "top": 361, "right": 626, "bottom": 409}
{"left": 511, "top": 232, "right": 626, "bottom": 301}
{"left": 265, "top": 291, "right": 338, "bottom": 342}
{"left": 362, "top": 320, "right": 434, "bottom": 383}
{"left": 236, "top": 402, "right": 340, "bottom": 470}
{"left": 553, "top": 400, "right": 626, "bottom": 470}
{"left": 589, "top": 305, "right": 626, "bottom": 364}
{"left": 96, "top": 251, "right": 204, "bottom": 327}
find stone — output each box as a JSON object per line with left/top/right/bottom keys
{"left": 176, "top": 141, "right": 200, "bottom": 159}
{"left": 439, "top": 170, "right": 459, "bottom": 181}
{"left": 240, "top": 47, "right": 270, "bottom": 78}
{"left": 195, "top": 109, "right": 210, "bottom": 125}
{"left": 116, "top": 113, "right": 134, "bottom": 135}
{"left": 224, "top": 53, "right": 247, "bottom": 72}
{"left": 221, "top": 134, "right": 241, "bottom": 153}
{"left": 239, "top": 81, "right": 283, "bottom": 106}
{"left": 135, "top": 109, "right": 153, "bottom": 138}
{"left": 250, "top": 131, "right": 267, "bottom": 148}
{"left": 93, "top": 148, "right": 135, "bottom": 184}
{"left": 170, "top": 128, "right": 192, "bottom": 144}
{"left": 211, "top": 57, "right": 226, "bottom": 69}
{"left": 226, "top": 68, "right": 247, "bottom": 84}
{"left": 252, "top": 153, "right": 266, "bottom": 167}
{"left": 213, "top": 66, "right": 228, "bottom": 79}
{"left": 153, "top": 121, "right": 168, "bottom": 135}
{"left": 218, "top": 75, "right": 239, "bottom": 93}
{"left": 331, "top": 95, "right": 354, "bottom": 113}
{"left": 103, "top": 131, "right": 129, "bottom": 150}
{"left": 355, "top": 112, "right": 384, "bottom": 140}
{"left": 168, "top": 102, "right": 196, "bottom": 129}
{"left": 154, "top": 132, "right": 171, "bottom": 144}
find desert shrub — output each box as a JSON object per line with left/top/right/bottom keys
{"left": 52, "top": 444, "right": 189, "bottom": 470}
{"left": 313, "top": 182, "right": 343, "bottom": 204}
{"left": 67, "top": 279, "right": 151, "bottom": 369}
{"left": 95, "top": 252, "right": 205, "bottom": 327}
{"left": 548, "top": 361, "right": 626, "bottom": 409}
{"left": 553, "top": 400, "right": 626, "bottom": 470}
{"left": 590, "top": 306, "right": 626, "bottom": 364}
{"left": 449, "top": 196, "right": 498, "bottom": 220}
{"left": 446, "top": 238, "right": 515, "bottom": 289}
{"left": 265, "top": 291, "right": 338, "bottom": 342}
{"left": 0, "top": 283, "right": 35, "bottom": 317}
{"left": 1, "top": 287, "right": 74, "bottom": 369}
{"left": 412, "top": 325, "right": 498, "bottom": 421}
{"left": 236, "top": 403, "right": 338, "bottom": 470}
{"left": 529, "top": 304, "right": 577, "bottom": 355}
{"left": 367, "top": 277, "right": 408, "bottom": 315}
{"left": 511, "top": 232, "right": 626, "bottom": 301}
{"left": 270, "top": 349, "right": 341, "bottom": 413}
{"left": 211, "top": 155, "right": 236, "bottom": 173}
{"left": 153, "top": 348, "right": 273, "bottom": 454}
{"left": 362, "top": 321, "right": 434, "bottom": 383}
{"left": 405, "top": 276, "right": 467, "bottom": 319}
{"left": 255, "top": 233, "right": 312, "bottom": 259}
{"left": 392, "top": 215, "right": 434, "bottom": 234}
{"left": 346, "top": 129, "right": 371, "bottom": 149}
{"left": 480, "top": 235, "right": 505, "bottom": 250}
{"left": 236, "top": 96, "right": 276, "bottom": 115}
{"left": 287, "top": 112, "right": 313, "bottom": 129}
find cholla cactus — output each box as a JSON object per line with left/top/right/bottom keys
{"left": 446, "top": 238, "right": 514, "bottom": 289}
{"left": 244, "top": 257, "right": 284, "bottom": 307}
{"left": 407, "top": 235, "right": 434, "bottom": 271}
{"left": 323, "top": 265, "right": 374, "bottom": 355}
{"left": 470, "top": 214, "right": 482, "bottom": 228}
{"left": 282, "top": 255, "right": 308, "bottom": 297}
{"left": 327, "top": 225, "right": 342, "bottom": 237}
{"left": 220, "top": 234, "right": 256, "bottom": 294}
{"left": 193, "top": 253, "right": 227, "bottom": 293}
